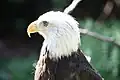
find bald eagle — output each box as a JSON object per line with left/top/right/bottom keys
{"left": 27, "top": 0, "right": 103, "bottom": 80}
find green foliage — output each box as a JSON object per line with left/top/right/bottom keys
{"left": 0, "top": 54, "right": 37, "bottom": 80}
{"left": 80, "top": 19, "right": 120, "bottom": 80}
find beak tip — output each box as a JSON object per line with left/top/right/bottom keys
{"left": 28, "top": 35, "right": 31, "bottom": 38}
{"left": 27, "top": 32, "right": 31, "bottom": 38}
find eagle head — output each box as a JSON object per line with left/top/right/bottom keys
{"left": 27, "top": 11, "right": 80, "bottom": 59}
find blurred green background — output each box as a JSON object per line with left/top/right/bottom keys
{"left": 1, "top": 0, "right": 120, "bottom": 80}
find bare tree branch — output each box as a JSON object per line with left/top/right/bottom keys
{"left": 64, "top": 0, "right": 82, "bottom": 14}
{"left": 79, "top": 28, "right": 120, "bottom": 47}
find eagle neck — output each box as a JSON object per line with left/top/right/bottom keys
{"left": 40, "top": 31, "right": 80, "bottom": 60}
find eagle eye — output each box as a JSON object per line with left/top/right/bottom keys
{"left": 42, "top": 21, "right": 48, "bottom": 27}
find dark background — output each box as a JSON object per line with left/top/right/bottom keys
{"left": 0, "top": 0, "right": 120, "bottom": 80}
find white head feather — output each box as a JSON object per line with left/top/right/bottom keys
{"left": 36, "top": 0, "right": 82, "bottom": 59}
{"left": 36, "top": 11, "right": 80, "bottom": 59}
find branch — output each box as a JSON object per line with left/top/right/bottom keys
{"left": 79, "top": 28, "right": 120, "bottom": 47}
{"left": 64, "top": 0, "right": 82, "bottom": 14}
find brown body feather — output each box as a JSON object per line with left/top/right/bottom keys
{"left": 34, "top": 48, "right": 102, "bottom": 80}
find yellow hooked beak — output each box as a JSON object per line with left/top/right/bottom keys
{"left": 27, "top": 21, "right": 38, "bottom": 37}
